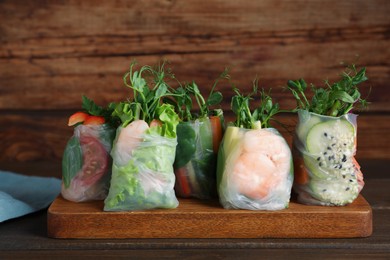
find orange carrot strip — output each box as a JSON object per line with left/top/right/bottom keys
{"left": 292, "top": 147, "right": 309, "bottom": 185}
{"left": 174, "top": 166, "right": 192, "bottom": 197}
{"left": 209, "top": 115, "right": 223, "bottom": 154}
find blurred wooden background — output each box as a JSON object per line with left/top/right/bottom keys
{"left": 0, "top": 0, "right": 389, "bottom": 169}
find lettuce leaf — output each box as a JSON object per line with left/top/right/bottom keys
{"left": 149, "top": 103, "right": 179, "bottom": 138}
{"left": 104, "top": 130, "right": 178, "bottom": 211}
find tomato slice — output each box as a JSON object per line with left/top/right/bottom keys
{"left": 76, "top": 135, "right": 109, "bottom": 186}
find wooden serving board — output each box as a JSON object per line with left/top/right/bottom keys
{"left": 47, "top": 195, "right": 372, "bottom": 239}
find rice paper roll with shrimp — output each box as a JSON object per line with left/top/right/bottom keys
{"left": 62, "top": 111, "right": 115, "bottom": 202}
{"left": 103, "top": 61, "right": 180, "bottom": 211}
{"left": 104, "top": 116, "right": 179, "bottom": 211}
{"left": 217, "top": 126, "right": 293, "bottom": 210}
{"left": 104, "top": 93, "right": 179, "bottom": 211}
{"left": 217, "top": 88, "right": 293, "bottom": 210}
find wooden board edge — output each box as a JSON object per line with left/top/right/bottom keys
{"left": 47, "top": 195, "right": 373, "bottom": 239}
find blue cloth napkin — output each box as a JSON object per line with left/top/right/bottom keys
{"left": 0, "top": 170, "right": 61, "bottom": 222}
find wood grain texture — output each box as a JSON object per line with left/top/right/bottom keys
{"left": 4, "top": 250, "right": 390, "bottom": 260}
{"left": 0, "top": 0, "right": 389, "bottom": 111}
{"left": 0, "top": 0, "right": 389, "bottom": 163}
{"left": 47, "top": 195, "right": 372, "bottom": 239}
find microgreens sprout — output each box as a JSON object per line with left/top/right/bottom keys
{"left": 287, "top": 65, "right": 369, "bottom": 117}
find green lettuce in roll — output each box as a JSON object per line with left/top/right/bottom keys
{"left": 166, "top": 69, "right": 228, "bottom": 199}
{"left": 104, "top": 62, "right": 180, "bottom": 211}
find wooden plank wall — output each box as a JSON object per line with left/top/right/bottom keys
{"left": 0, "top": 0, "right": 389, "bottom": 166}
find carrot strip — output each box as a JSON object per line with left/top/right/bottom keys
{"left": 209, "top": 116, "right": 223, "bottom": 154}
{"left": 174, "top": 166, "right": 192, "bottom": 197}
{"left": 352, "top": 157, "right": 365, "bottom": 192}
{"left": 292, "top": 147, "right": 309, "bottom": 185}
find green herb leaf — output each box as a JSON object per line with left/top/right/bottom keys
{"left": 170, "top": 69, "right": 228, "bottom": 121}
{"left": 286, "top": 65, "right": 369, "bottom": 116}
{"left": 207, "top": 91, "right": 223, "bottom": 106}
{"left": 82, "top": 95, "right": 104, "bottom": 116}
{"left": 329, "top": 90, "right": 355, "bottom": 103}
{"left": 155, "top": 83, "right": 168, "bottom": 99}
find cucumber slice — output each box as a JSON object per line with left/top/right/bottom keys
{"left": 309, "top": 177, "right": 359, "bottom": 206}
{"left": 198, "top": 117, "right": 213, "bottom": 153}
{"left": 302, "top": 155, "right": 328, "bottom": 179}
{"left": 305, "top": 119, "right": 356, "bottom": 179}
{"left": 296, "top": 113, "right": 322, "bottom": 145}
{"left": 222, "top": 126, "right": 242, "bottom": 156}
{"left": 306, "top": 119, "right": 355, "bottom": 154}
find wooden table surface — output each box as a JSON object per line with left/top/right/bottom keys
{"left": 0, "top": 160, "right": 389, "bottom": 259}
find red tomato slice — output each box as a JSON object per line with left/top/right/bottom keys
{"left": 77, "top": 135, "right": 109, "bottom": 186}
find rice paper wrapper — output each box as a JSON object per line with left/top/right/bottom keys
{"left": 292, "top": 110, "right": 364, "bottom": 206}
{"left": 174, "top": 118, "right": 218, "bottom": 199}
{"left": 104, "top": 125, "right": 179, "bottom": 211}
{"left": 61, "top": 124, "right": 115, "bottom": 202}
{"left": 217, "top": 126, "right": 293, "bottom": 210}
